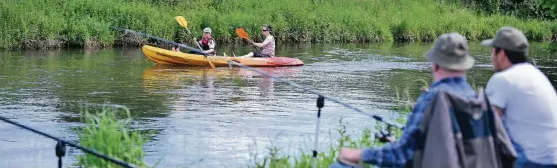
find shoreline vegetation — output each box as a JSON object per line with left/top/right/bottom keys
{"left": 1, "top": 0, "right": 555, "bottom": 50}
{"left": 77, "top": 106, "right": 151, "bottom": 168}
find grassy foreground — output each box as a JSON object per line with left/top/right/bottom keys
{"left": 70, "top": 78, "right": 471, "bottom": 168}
{"left": 0, "top": 0, "right": 555, "bottom": 50}
{"left": 249, "top": 116, "right": 407, "bottom": 168}
{"left": 75, "top": 105, "right": 406, "bottom": 168}
{"left": 249, "top": 85, "right": 416, "bottom": 168}
{"left": 77, "top": 106, "right": 151, "bottom": 168}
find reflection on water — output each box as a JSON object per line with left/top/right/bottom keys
{"left": 0, "top": 42, "right": 555, "bottom": 167}
{"left": 141, "top": 64, "right": 303, "bottom": 98}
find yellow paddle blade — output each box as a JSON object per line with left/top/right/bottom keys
{"left": 235, "top": 28, "right": 249, "bottom": 40}
{"left": 208, "top": 59, "right": 216, "bottom": 69}
{"left": 175, "top": 16, "right": 188, "bottom": 28}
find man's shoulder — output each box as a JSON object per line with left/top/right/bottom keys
{"left": 497, "top": 63, "right": 539, "bottom": 79}
{"left": 487, "top": 63, "right": 542, "bottom": 90}
{"left": 486, "top": 72, "right": 510, "bottom": 90}
{"left": 414, "top": 89, "right": 444, "bottom": 111}
{"left": 426, "top": 88, "right": 476, "bottom": 101}
{"left": 424, "top": 89, "right": 487, "bottom": 117}
{"left": 417, "top": 84, "right": 475, "bottom": 106}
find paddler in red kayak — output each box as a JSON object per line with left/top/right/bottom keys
{"left": 241, "top": 24, "right": 275, "bottom": 58}
{"left": 173, "top": 27, "right": 217, "bottom": 56}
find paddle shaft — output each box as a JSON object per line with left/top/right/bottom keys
{"left": 173, "top": 16, "right": 215, "bottom": 68}
{"left": 248, "top": 38, "right": 262, "bottom": 52}
{"left": 242, "top": 34, "right": 261, "bottom": 52}
{"left": 174, "top": 16, "right": 202, "bottom": 50}
{"left": 190, "top": 29, "right": 216, "bottom": 69}
{"left": 189, "top": 31, "right": 206, "bottom": 52}
{"left": 110, "top": 27, "right": 208, "bottom": 56}
{"left": 184, "top": 27, "right": 203, "bottom": 50}
{"left": 180, "top": 26, "right": 215, "bottom": 68}
{"left": 236, "top": 28, "right": 261, "bottom": 52}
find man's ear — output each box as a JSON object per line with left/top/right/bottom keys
{"left": 495, "top": 49, "right": 507, "bottom": 63}
{"left": 432, "top": 63, "right": 439, "bottom": 71}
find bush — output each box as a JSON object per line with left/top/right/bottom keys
{"left": 0, "top": 0, "right": 554, "bottom": 50}
{"left": 77, "top": 106, "right": 150, "bottom": 168}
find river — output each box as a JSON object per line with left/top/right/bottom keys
{"left": 0, "top": 42, "right": 555, "bottom": 167}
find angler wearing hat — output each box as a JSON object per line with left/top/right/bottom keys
{"left": 330, "top": 33, "right": 482, "bottom": 168}
{"left": 482, "top": 26, "right": 557, "bottom": 168}
{"left": 173, "top": 27, "right": 217, "bottom": 56}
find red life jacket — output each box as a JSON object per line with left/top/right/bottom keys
{"left": 200, "top": 38, "right": 212, "bottom": 51}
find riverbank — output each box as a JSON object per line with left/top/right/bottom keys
{"left": 1, "top": 0, "right": 555, "bottom": 50}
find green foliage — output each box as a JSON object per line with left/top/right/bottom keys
{"left": 77, "top": 106, "right": 150, "bottom": 168}
{"left": 0, "top": 0, "right": 554, "bottom": 50}
{"left": 390, "top": 77, "right": 430, "bottom": 113}
{"left": 461, "top": 0, "right": 557, "bottom": 20}
{"left": 544, "top": 23, "right": 557, "bottom": 53}
{"left": 548, "top": 41, "right": 557, "bottom": 54}
{"left": 539, "top": 0, "right": 557, "bottom": 19}
{"left": 249, "top": 125, "right": 380, "bottom": 168}
{"left": 394, "top": 87, "right": 415, "bottom": 113}
{"left": 250, "top": 114, "right": 408, "bottom": 167}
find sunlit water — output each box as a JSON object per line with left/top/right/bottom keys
{"left": 0, "top": 42, "right": 555, "bottom": 167}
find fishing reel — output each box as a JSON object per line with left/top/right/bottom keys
{"left": 374, "top": 124, "right": 396, "bottom": 143}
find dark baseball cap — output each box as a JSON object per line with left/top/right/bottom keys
{"left": 481, "top": 26, "right": 529, "bottom": 54}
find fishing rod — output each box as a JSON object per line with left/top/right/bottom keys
{"left": 112, "top": 27, "right": 403, "bottom": 167}
{"left": 113, "top": 27, "right": 403, "bottom": 128}
{"left": 0, "top": 116, "right": 136, "bottom": 168}
{"left": 110, "top": 27, "right": 208, "bottom": 56}
{"left": 226, "top": 60, "right": 404, "bottom": 129}
{"left": 225, "top": 60, "right": 403, "bottom": 168}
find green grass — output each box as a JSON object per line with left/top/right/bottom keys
{"left": 392, "top": 78, "right": 430, "bottom": 113}
{"left": 549, "top": 42, "right": 557, "bottom": 53}
{"left": 74, "top": 104, "right": 405, "bottom": 168}
{"left": 77, "top": 106, "right": 153, "bottom": 168}
{"left": 0, "top": 0, "right": 555, "bottom": 50}
{"left": 249, "top": 116, "right": 407, "bottom": 168}
{"left": 548, "top": 24, "right": 557, "bottom": 53}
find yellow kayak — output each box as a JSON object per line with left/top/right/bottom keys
{"left": 141, "top": 45, "right": 304, "bottom": 67}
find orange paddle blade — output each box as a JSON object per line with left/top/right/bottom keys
{"left": 235, "top": 28, "right": 249, "bottom": 40}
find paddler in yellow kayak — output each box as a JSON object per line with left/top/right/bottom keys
{"left": 241, "top": 24, "right": 275, "bottom": 58}
{"left": 173, "top": 27, "right": 217, "bottom": 56}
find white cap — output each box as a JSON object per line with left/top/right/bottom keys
{"left": 203, "top": 27, "right": 212, "bottom": 34}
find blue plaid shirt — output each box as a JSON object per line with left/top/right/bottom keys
{"left": 361, "top": 76, "right": 476, "bottom": 167}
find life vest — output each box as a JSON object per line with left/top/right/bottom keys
{"left": 200, "top": 38, "right": 213, "bottom": 51}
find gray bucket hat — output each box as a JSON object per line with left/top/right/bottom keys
{"left": 425, "top": 32, "right": 475, "bottom": 71}
{"left": 480, "top": 26, "right": 528, "bottom": 54}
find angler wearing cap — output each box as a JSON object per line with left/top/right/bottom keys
{"left": 173, "top": 27, "right": 217, "bottom": 56}
{"left": 482, "top": 26, "right": 557, "bottom": 168}
{"left": 330, "top": 33, "right": 482, "bottom": 168}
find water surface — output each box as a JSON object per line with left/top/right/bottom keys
{"left": 0, "top": 42, "right": 555, "bottom": 167}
